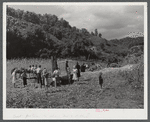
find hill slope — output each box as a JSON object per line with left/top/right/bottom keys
{"left": 7, "top": 7, "right": 144, "bottom": 62}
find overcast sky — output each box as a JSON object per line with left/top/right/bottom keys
{"left": 8, "top": 4, "right": 144, "bottom": 40}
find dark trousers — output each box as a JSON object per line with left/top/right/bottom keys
{"left": 67, "top": 73, "right": 71, "bottom": 84}
{"left": 37, "top": 73, "right": 42, "bottom": 84}
{"left": 42, "top": 76, "right": 45, "bottom": 85}
{"left": 23, "top": 77, "right": 27, "bottom": 86}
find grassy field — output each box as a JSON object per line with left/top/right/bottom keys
{"left": 6, "top": 59, "right": 144, "bottom": 108}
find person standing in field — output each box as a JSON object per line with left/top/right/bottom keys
{"left": 11, "top": 68, "right": 17, "bottom": 88}
{"left": 72, "top": 65, "right": 78, "bottom": 82}
{"left": 53, "top": 67, "right": 61, "bottom": 87}
{"left": 31, "top": 65, "right": 34, "bottom": 73}
{"left": 36, "top": 65, "right": 42, "bottom": 88}
{"left": 42, "top": 68, "right": 48, "bottom": 90}
{"left": 28, "top": 65, "right": 31, "bottom": 78}
{"left": 67, "top": 67, "right": 71, "bottom": 84}
{"left": 21, "top": 69, "right": 27, "bottom": 87}
{"left": 31, "top": 65, "right": 34, "bottom": 70}
{"left": 65, "top": 60, "right": 69, "bottom": 74}
{"left": 81, "top": 63, "right": 86, "bottom": 72}
{"left": 33, "top": 65, "right": 37, "bottom": 73}
{"left": 34, "top": 65, "right": 38, "bottom": 85}
{"left": 32, "top": 66, "right": 37, "bottom": 88}
{"left": 31, "top": 65, "right": 35, "bottom": 77}
{"left": 35, "top": 65, "right": 37, "bottom": 71}
{"left": 76, "top": 62, "right": 81, "bottom": 81}
{"left": 99, "top": 72, "right": 103, "bottom": 89}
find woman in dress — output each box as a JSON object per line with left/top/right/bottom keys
{"left": 11, "top": 68, "right": 17, "bottom": 88}
{"left": 72, "top": 65, "right": 78, "bottom": 82}
{"left": 76, "top": 62, "right": 81, "bottom": 81}
{"left": 52, "top": 67, "right": 61, "bottom": 87}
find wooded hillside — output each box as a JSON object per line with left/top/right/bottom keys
{"left": 7, "top": 7, "right": 144, "bottom": 63}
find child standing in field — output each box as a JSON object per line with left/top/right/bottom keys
{"left": 42, "top": 68, "right": 48, "bottom": 90}
{"left": 99, "top": 72, "right": 103, "bottom": 89}
{"left": 72, "top": 65, "right": 78, "bottom": 82}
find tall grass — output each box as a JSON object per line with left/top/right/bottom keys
{"left": 118, "top": 62, "right": 144, "bottom": 89}
{"left": 6, "top": 58, "right": 144, "bottom": 108}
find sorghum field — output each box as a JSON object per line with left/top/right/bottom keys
{"left": 6, "top": 59, "right": 144, "bottom": 108}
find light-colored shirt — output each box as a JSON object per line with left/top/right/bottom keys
{"left": 36, "top": 67, "right": 42, "bottom": 74}
{"left": 33, "top": 67, "right": 37, "bottom": 72}
{"left": 53, "top": 69, "right": 60, "bottom": 77}
{"left": 42, "top": 69, "right": 47, "bottom": 76}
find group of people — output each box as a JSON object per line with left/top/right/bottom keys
{"left": 11, "top": 61, "right": 89, "bottom": 89}
{"left": 11, "top": 65, "right": 50, "bottom": 89}
{"left": 65, "top": 61, "right": 82, "bottom": 83}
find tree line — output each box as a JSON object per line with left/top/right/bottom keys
{"left": 7, "top": 7, "right": 144, "bottom": 65}
{"left": 7, "top": 7, "right": 103, "bottom": 59}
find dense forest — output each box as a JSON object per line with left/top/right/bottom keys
{"left": 7, "top": 7, "right": 144, "bottom": 63}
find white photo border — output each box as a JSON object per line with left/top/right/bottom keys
{"left": 3, "top": 2, "right": 148, "bottom": 120}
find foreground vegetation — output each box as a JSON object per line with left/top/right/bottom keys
{"left": 6, "top": 57, "right": 144, "bottom": 108}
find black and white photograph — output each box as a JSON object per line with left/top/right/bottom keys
{"left": 3, "top": 2, "right": 147, "bottom": 119}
